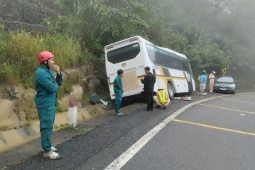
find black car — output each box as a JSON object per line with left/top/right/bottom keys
{"left": 213, "top": 76, "right": 236, "bottom": 94}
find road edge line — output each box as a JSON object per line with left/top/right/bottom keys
{"left": 103, "top": 95, "right": 225, "bottom": 170}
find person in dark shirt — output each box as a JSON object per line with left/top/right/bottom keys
{"left": 141, "top": 67, "right": 156, "bottom": 111}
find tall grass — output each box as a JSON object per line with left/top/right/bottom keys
{"left": 0, "top": 31, "right": 82, "bottom": 87}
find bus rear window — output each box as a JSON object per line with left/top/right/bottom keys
{"left": 107, "top": 43, "right": 140, "bottom": 64}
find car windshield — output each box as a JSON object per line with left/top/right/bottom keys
{"left": 217, "top": 77, "right": 234, "bottom": 83}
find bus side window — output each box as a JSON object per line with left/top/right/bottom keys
{"left": 173, "top": 55, "right": 183, "bottom": 70}
{"left": 146, "top": 44, "right": 156, "bottom": 63}
{"left": 180, "top": 58, "right": 189, "bottom": 73}
{"left": 159, "top": 50, "right": 169, "bottom": 68}
{"left": 168, "top": 53, "right": 175, "bottom": 69}
{"left": 154, "top": 48, "right": 162, "bottom": 66}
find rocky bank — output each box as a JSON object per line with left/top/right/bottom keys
{"left": 0, "top": 64, "right": 111, "bottom": 152}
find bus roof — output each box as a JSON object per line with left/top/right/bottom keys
{"left": 159, "top": 47, "right": 187, "bottom": 59}
{"left": 104, "top": 36, "right": 188, "bottom": 59}
{"left": 104, "top": 36, "right": 152, "bottom": 50}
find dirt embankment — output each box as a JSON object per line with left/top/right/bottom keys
{"left": 0, "top": 65, "right": 111, "bottom": 153}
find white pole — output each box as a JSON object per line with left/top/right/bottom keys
{"left": 68, "top": 100, "right": 77, "bottom": 127}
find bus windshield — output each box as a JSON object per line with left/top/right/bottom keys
{"left": 107, "top": 43, "right": 140, "bottom": 64}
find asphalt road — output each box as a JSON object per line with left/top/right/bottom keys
{"left": 120, "top": 93, "right": 255, "bottom": 170}
{"left": 5, "top": 92, "right": 255, "bottom": 170}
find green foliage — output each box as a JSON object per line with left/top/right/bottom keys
{"left": 2, "top": 0, "right": 255, "bottom": 88}
{"left": 90, "top": 57, "right": 108, "bottom": 92}
{"left": 61, "top": 123, "right": 78, "bottom": 130}
{"left": 57, "top": 76, "right": 79, "bottom": 99}
{"left": 78, "top": 128, "right": 92, "bottom": 135}
{"left": 51, "top": 0, "right": 148, "bottom": 56}
{"left": 173, "top": 0, "right": 255, "bottom": 74}
{"left": 60, "top": 123, "right": 92, "bottom": 135}
{"left": 0, "top": 31, "right": 81, "bottom": 87}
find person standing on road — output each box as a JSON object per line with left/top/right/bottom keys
{"left": 34, "top": 51, "right": 62, "bottom": 160}
{"left": 114, "top": 69, "right": 124, "bottom": 116}
{"left": 198, "top": 71, "right": 207, "bottom": 95}
{"left": 209, "top": 71, "right": 216, "bottom": 93}
{"left": 141, "top": 66, "right": 156, "bottom": 111}
{"left": 203, "top": 70, "right": 208, "bottom": 92}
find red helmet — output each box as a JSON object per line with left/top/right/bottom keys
{"left": 37, "top": 51, "right": 53, "bottom": 63}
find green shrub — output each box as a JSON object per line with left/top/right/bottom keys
{"left": 0, "top": 31, "right": 82, "bottom": 87}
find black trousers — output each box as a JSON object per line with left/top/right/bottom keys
{"left": 145, "top": 92, "right": 153, "bottom": 110}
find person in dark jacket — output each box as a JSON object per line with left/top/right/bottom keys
{"left": 141, "top": 66, "right": 156, "bottom": 111}
{"left": 114, "top": 69, "right": 124, "bottom": 116}
{"left": 34, "top": 51, "right": 62, "bottom": 160}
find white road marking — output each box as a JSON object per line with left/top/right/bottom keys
{"left": 221, "top": 98, "right": 255, "bottom": 104}
{"left": 237, "top": 94, "right": 255, "bottom": 98}
{"left": 104, "top": 96, "right": 224, "bottom": 170}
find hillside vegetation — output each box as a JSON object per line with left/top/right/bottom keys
{"left": 0, "top": 32, "right": 83, "bottom": 86}
{"left": 1, "top": 0, "right": 255, "bottom": 89}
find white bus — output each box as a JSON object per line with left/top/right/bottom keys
{"left": 104, "top": 36, "right": 195, "bottom": 100}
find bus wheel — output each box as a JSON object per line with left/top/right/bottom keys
{"left": 188, "top": 83, "right": 192, "bottom": 95}
{"left": 167, "top": 83, "right": 174, "bottom": 99}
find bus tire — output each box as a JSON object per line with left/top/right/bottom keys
{"left": 188, "top": 83, "right": 192, "bottom": 95}
{"left": 167, "top": 83, "right": 174, "bottom": 99}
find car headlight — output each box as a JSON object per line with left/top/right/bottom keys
{"left": 229, "top": 84, "right": 236, "bottom": 88}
